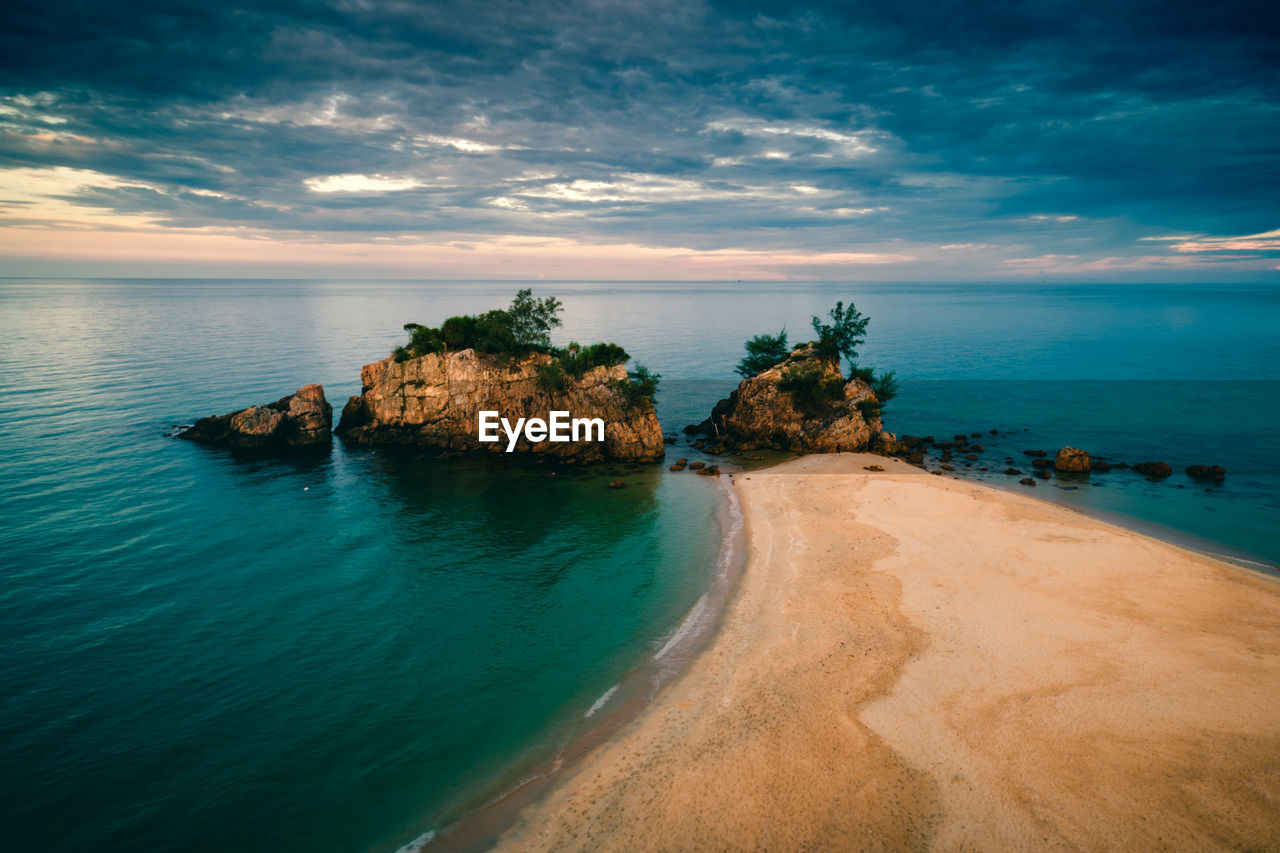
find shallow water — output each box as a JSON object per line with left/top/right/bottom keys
{"left": 0, "top": 279, "right": 1276, "bottom": 852}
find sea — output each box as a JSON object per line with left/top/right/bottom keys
{"left": 1, "top": 279, "right": 1276, "bottom": 852}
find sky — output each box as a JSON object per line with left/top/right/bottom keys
{"left": 0, "top": 0, "right": 1277, "bottom": 280}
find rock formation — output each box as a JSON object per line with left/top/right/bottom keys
{"left": 180, "top": 384, "right": 332, "bottom": 449}
{"left": 335, "top": 349, "right": 664, "bottom": 463}
{"left": 1186, "top": 464, "right": 1226, "bottom": 481}
{"left": 1054, "top": 446, "right": 1091, "bottom": 472}
{"left": 1133, "top": 461, "right": 1173, "bottom": 479}
{"left": 698, "top": 344, "right": 886, "bottom": 453}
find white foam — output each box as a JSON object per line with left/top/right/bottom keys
{"left": 653, "top": 592, "right": 709, "bottom": 661}
{"left": 652, "top": 479, "right": 744, "bottom": 663}
{"left": 584, "top": 683, "right": 619, "bottom": 718}
{"left": 394, "top": 829, "right": 436, "bottom": 853}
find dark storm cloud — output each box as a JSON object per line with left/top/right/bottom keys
{"left": 0, "top": 0, "right": 1277, "bottom": 273}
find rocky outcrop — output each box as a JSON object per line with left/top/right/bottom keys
{"left": 1133, "top": 461, "right": 1172, "bottom": 479}
{"left": 1186, "top": 464, "right": 1226, "bottom": 481}
{"left": 335, "top": 349, "right": 664, "bottom": 463}
{"left": 701, "top": 344, "right": 885, "bottom": 453}
{"left": 1054, "top": 446, "right": 1091, "bottom": 472}
{"left": 180, "top": 384, "right": 332, "bottom": 449}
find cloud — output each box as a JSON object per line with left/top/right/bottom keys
{"left": 304, "top": 174, "right": 425, "bottom": 193}
{"left": 0, "top": 0, "right": 1275, "bottom": 278}
{"left": 1164, "top": 228, "right": 1280, "bottom": 253}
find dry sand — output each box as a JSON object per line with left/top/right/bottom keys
{"left": 494, "top": 454, "right": 1280, "bottom": 851}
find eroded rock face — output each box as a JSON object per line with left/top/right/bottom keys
{"left": 1054, "top": 446, "right": 1092, "bottom": 472}
{"left": 335, "top": 349, "right": 664, "bottom": 463}
{"left": 704, "top": 344, "right": 884, "bottom": 453}
{"left": 181, "top": 384, "right": 332, "bottom": 449}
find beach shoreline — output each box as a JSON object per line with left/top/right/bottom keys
{"left": 491, "top": 453, "right": 1280, "bottom": 851}
{"left": 415, "top": 475, "right": 748, "bottom": 852}
{"left": 930, "top": 463, "right": 1280, "bottom": 579}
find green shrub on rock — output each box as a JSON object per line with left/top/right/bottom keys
{"left": 777, "top": 360, "right": 844, "bottom": 416}
{"left": 735, "top": 330, "right": 790, "bottom": 377}
{"left": 612, "top": 364, "right": 660, "bottom": 407}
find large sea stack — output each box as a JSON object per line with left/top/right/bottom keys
{"left": 335, "top": 349, "right": 665, "bottom": 463}
{"left": 702, "top": 344, "right": 888, "bottom": 453}
{"left": 180, "top": 384, "right": 332, "bottom": 449}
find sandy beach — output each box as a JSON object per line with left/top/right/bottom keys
{"left": 494, "top": 453, "right": 1280, "bottom": 851}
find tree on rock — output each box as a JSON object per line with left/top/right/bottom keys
{"left": 811, "top": 300, "right": 870, "bottom": 374}
{"left": 735, "top": 329, "right": 790, "bottom": 377}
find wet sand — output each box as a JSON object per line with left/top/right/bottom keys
{"left": 493, "top": 453, "right": 1280, "bottom": 851}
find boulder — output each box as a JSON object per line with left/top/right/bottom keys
{"left": 335, "top": 349, "right": 664, "bottom": 463}
{"left": 870, "top": 431, "right": 901, "bottom": 456}
{"left": 1020, "top": 478, "right": 1037, "bottom": 486}
{"left": 1054, "top": 446, "right": 1091, "bottom": 472}
{"left": 180, "top": 384, "right": 332, "bottom": 450}
{"left": 1133, "top": 461, "right": 1172, "bottom": 479}
{"left": 1004, "top": 468, "right": 1022, "bottom": 475}
{"left": 1022, "top": 449, "right": 1047, "bottom": 458}
{"left": 1186, "top": 465, "right": 1226, "bottom": 481}
{"left": 702, "top": 344, "right": 886, "bottom": 453}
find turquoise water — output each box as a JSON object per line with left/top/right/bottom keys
{"left": 1, "top": 279, "right": 1278, "bottom": 852}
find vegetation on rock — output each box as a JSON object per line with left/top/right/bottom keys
{"left": 776, "top": 360, "right": 845, "bottom": 416}
{"left": 391, "top": 290, "right": 655, "bottom": 402}
{"left": 394, "top": 288, "right": 565, "bottom": 361}
{"left": 735, "top": 329, "right": 790, "bottom": 378}
{"left": 736, "top": 300, "right": 897, "bottom": 415}
{"left": 612, "top": 364, "right": 661, "bottom": 407}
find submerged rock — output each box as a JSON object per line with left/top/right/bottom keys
{"left": 180, "top": 384, "right": 332, "bottom": 450}
{"left": 701, "top": 344, "right": 885, "bottom": 454}
{"left": 1186, "top": 464, "right": 1227, "bottom": 481}
{"left": 1133, "top": 461, "right": 1172, "bottom": 479}
{"left": 335, "top": 349, "right": 664, "bottom": 463}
